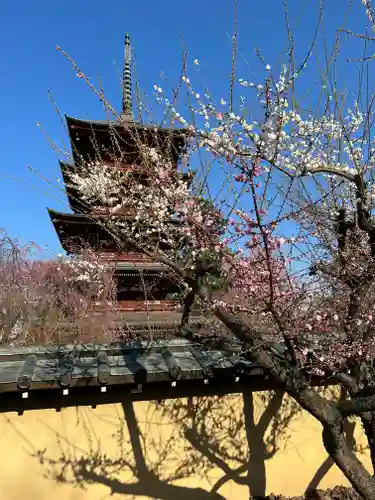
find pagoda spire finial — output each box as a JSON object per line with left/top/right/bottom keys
{"left": 121, "top": 33, "right": 133, "bottom": 120}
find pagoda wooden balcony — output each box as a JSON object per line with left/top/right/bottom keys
{"left": 118, "top": 300, "right": 178, "bottom": 312}
{"left": 96, "top": 258, "right": 175, "bottom": 279}
{"left": 96, "top": 251, "right": 155, "bottom": 262}
{"left": 93, "top": 305, "right": 203, "bottom": 338}
{"left": 47, "top": 209, "right": 182, "bottom": 253}
{"left": 92, "top": 302, "right": 202, "bottom": 338}
{"left": 94, "top": 300, "right": 179, "bottom": 313}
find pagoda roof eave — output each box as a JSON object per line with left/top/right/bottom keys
{"left": 48, "top": 208, "right": 101, "bottom": 225}
{"left": 48, "top": 207, "right": 116, "bottom": 253}
{"left": 65, "top": 114, "right": 188, "bottom": 167}
{"left": 48, "top": 208, "right": 182, "bottom": 225}
{"left": 48, "top": 207, "right": 183, "bottom": 252}
{"left": 65, "top": 114, "right": 188, "bottom": 137}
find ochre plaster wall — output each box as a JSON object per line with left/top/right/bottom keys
{"left": 0, "top": 390, "right": 370, "bottom": 499}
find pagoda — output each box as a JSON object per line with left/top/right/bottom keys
{"left": 48, "top": 34, "right": 198, "bottom": 336}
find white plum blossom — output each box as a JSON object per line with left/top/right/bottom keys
{"left": 69, "top": 142, "right": 225, "bottom": 261}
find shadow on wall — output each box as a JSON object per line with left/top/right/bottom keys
{"left": 32, "top": 390, "right": 299, "bottom": 499}
{"left": 2, "top": 389, "right": 365, "bottom": 499}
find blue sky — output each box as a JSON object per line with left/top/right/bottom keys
{"left": 0, "top": 0, "right": 371, "bottom": 258}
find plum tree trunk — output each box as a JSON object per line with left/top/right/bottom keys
{"left": 360, "top": 412, "right": 375, "bottom": 476}
{"left": 322, "top": 422, "right": 375, "bottom": 500}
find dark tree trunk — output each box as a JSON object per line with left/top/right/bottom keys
{"left": 322, "top": 422, "right": 375, "bottom": 500}
{"left": 360, "top": 412, "right": 375, "bottom": 476}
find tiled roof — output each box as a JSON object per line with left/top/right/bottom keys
{"left": 48, "top": 209, "right": 182, "bottom": 225}
{"left": 0, "top": 338, "right": 273, "bottom": 413}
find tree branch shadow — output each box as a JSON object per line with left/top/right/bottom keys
{"left": 162, "top": 389, "right": 300, "bottom": 497}
{"left": 28, "top": 390, "right": 301, "bottom": 499}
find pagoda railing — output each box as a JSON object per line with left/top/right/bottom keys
{"left": 94, "top": 300, "right": 180, "bottom": 313}
{"left": 96, "top": 252, "right": 155, "bottom": 262}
